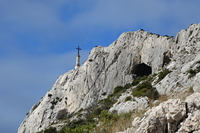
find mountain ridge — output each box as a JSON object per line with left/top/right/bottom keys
{"left": 18, "top": 23, "right": 200, "bottom": 133}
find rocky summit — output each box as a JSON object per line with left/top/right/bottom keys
{"left": 18, "top": 23, "right": 200, "bottom": 133}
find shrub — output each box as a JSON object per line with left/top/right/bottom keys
{"left": 114, "top": 86, "right": 123, "bottom": 94}
{"left": 93, "top": 111, "right": 134, "bottom": 133}
{"left": 64, "top": 125, "right": 94, "bottom": 133}
{"left": 59, "top": 123, "right": 95, "bottom": 133}
{"left": 187, "top": 69, "right": 197, "bottom": 78}
{"left": 132, "top": 79, "right": 140, "bottom": 86}
{"left": 123, "top": 83, "right": 132, "bottom": 89}
{"left": 99, "top": 96, "right": 116, "bottom": 110}
{"left": 133, "top": 87, "right": 149, "bottom": 98}
{"left": 67, "top": 119, "right": 87, "bottom": 129}
{"left": 146, "top": 75, "right": 154, "bottom": 82}
{"left": 100, "top": 110, "right": 117, "bottom": 122}
{"left": 125, "top": 96, "right": 132, "bottom": 101}
{"left": 43, "top": 127, "right": 57, "bottom": 133}
{"left": 94, "top": 84, "right": 132, "bottom": 119}
{"left": 114, "top": 84, "right": 133, "bottom": 96}
{"left": 157, "top": 69, "right": 171, "bottom": 83}
{"left": 132, "top": 76, "right": 147, "bottom": 86}
{"left": 139, "top": 75, "right": 148, "bottom": 80}
{"left": 113, "top": 86, "right": 126, "bottom": 98}
{"left": 58, "top": 119, "right": 95, "bottom": 133}
{"left": 132, "top": 81, "right": 159, "bottom": 100}
{"left": 92, "top": 107, "right": 102, "bottom": 117}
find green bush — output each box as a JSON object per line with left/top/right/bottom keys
{"left": 45, "top": 127, "right": 57, "bottom": 133}
{"left": 132, "top": 76, "right": 147, "bottom": 86}
{"left": 139, "top": 76, "right": 148, "bottom": 81}
{"left": 146, "top": 75, "right": 154, "bottom": 82}
{"left": 67, "top": 119, "right": 87, "bottom": 129}
{"left": 96, "top": 83, "right": 133, "bottom": 118}
{"left": 157, "top": 69, "right": 171, "bottom": 83}
{"left": 114, "top": 86, "right": 123, "bottom": 94}
{"left": 188, "top": 69, "right": 197, "bottom": 78}
{"left": 113, "top": 85, "right": 128, "bottom": 98}
{"left": 125, "top": 96, "right": 132, "bottom": 101}
{"left": 123, "top": 83, "right": 132, "bottom": 89}
{"left": 99, "top": 96, "right": 116, "bottom": 110}
{"left": 132, "top": 80, "right": 140, "bottom": 86}
{"left": 58, "top": 121, "right": 95, "bottom": 133}
{"left": 61, "top": 124, "right": 95, "bottom": 133}
{"left": 132, "top": 81, "right": 159, "bottom": 100}
{"left": 132, "top": 88, "right": 148, "bottom": 97}
{"left": 92, "top": 107, "right": 102, "bottom": 117}
{"left": 40, "top": 127, "right": 57, "bottom": 133}
{"left": 100, "top": 110, "right": 117, "bottom": 122}
{"left": 114, "top": 84, "right": 133, "bottom": 96}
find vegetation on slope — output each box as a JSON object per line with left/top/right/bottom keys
{"left": 37, "top": 69, "right": 173, "bottom": 133}
{"left": 156, "top": 68, "right": 171, "bottom": 83}
{"left": 132, "top": 81, "right": 159, "bottom": 100}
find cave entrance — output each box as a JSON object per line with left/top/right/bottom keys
{"left": 134, "top": 63, "right": 152, "bottom": 77}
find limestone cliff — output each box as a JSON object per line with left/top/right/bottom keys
{"left": 118, "top": 93, "right": 200, "bottom": 133}
{"left": 18, "top": 23, "right": 200, "bottom": 133}
{"left": 118, "top": 23, "right": 200, "bottom": 133}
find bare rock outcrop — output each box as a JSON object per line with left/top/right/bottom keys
{"left": 18, "top": 29, "right": 173, "bottom": 133}
{"left": 109, "top": 90, "right": 149, "bottom": 114}
{"left": 156, "top": 23, "right": 200, "bottom": 95}
{"left": 18, "top": 23, "right": 200, "bottom": 133}
{"left": 119, "top": 93, "right": 200, "bottom": 133}
{"left": 177, "top": 93, "right": 200, "bottom": 133}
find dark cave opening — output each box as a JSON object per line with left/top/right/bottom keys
{"left": 134, "top": 63, "right": 152, "bottom": 77}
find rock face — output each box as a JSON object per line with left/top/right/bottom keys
{"left": 122, "top": 99, "right": 187, "bottom": 133}
{"left": 18, "top": 23, "right": 200, "bottom": 133}
{"left": 119, "top": 93, "right": 200, "bottom": 133}
{"left": 178, "top": 93, "right": 200, "bottom": 133}
{"left": 156, "top": 23, "right": 200, "bottom": 95}
{"left": 109, "top": 92, "right": 149, "bottom": 114}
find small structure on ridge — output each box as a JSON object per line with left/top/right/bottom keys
{"left": 75, "top": 46, "right": 81, "bottom": 69}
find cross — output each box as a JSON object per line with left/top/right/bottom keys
{"left": 76, "top": 46, "right": 81, "bottom": 56}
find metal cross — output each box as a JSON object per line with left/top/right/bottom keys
{"left": 76, "top": 46, "right": 81, "bottom": 56}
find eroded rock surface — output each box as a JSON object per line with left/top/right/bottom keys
{"left": 18, "top": 23, "right": 200, "bottom": 133}
{"left": 119, "top": 93, "right": 200, "bottom": 133}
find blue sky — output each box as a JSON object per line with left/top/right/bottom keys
{"left": 1, "top": 0, "right": 200, "bottom": 132}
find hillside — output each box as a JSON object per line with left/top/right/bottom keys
{"left": 18, "top": 23, "right": 200, "bottom": 133}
